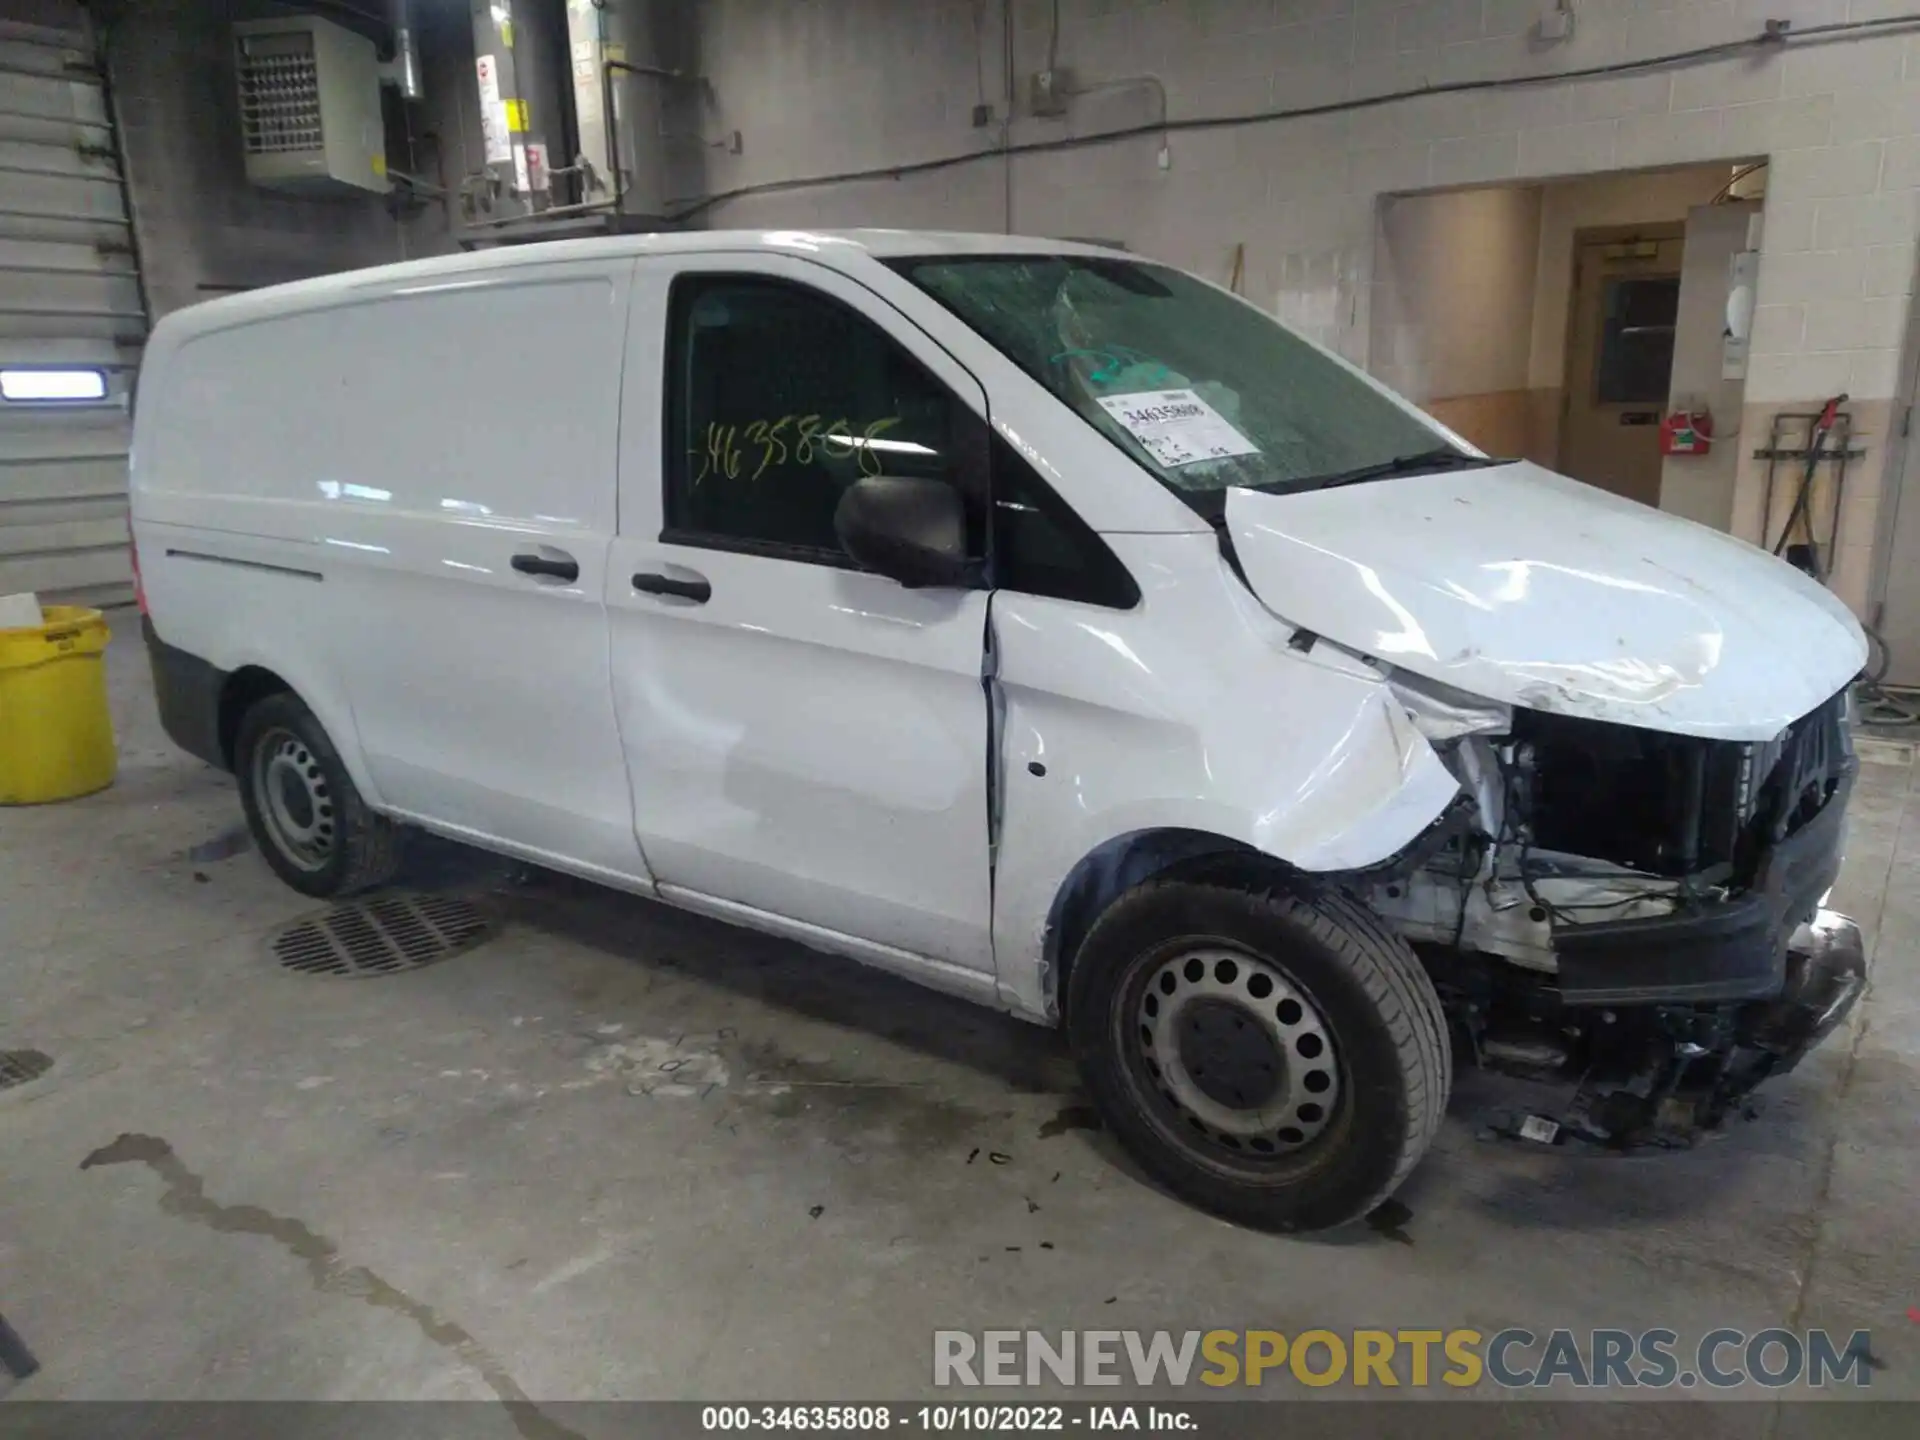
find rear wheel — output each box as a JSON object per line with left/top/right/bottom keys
{"left": 1066, "top": 875, "right": 1450, "bottom": 1232}
{"left": 235, "top": 691, "right": 398, "bottom": 898}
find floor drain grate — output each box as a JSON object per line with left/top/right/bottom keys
{"left": 0, "top": 1050, "right": 52, "bottom": 1092}
{"left": 270, "top": 893, "right": 497, "bottom": 977}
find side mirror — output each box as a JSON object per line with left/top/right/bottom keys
{"left": 833, "top": 475, "right": 971, "bottom": 589}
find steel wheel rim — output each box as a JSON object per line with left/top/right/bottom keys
{"left": 1130, "top": 945, "right": 1342, "bottom": 1159}
{"left": 253, "top": 728, "right": 335, "bottom": 872}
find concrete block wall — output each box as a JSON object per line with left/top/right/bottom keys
{"left": 104, "top": 0, "right": 459, "bottom": 322}
{"left": 681, "top": 0, "right": 1920, "bottom": 617}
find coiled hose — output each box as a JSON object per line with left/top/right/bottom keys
{"left": 1767, "top": 395, "right": 1920, "bottom": 728}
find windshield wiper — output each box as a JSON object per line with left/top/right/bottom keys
{"left": 1305, "top": 446, "right": 1501, "bottom": 491}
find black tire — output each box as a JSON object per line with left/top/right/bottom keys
{"left": 234, "top": 691, "right": 398, "bottom": 899}
{"left": 1066, "top": 875, "right": 1450, "bottom": 1233}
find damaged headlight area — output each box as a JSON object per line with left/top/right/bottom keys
{"left": 1365, "top": 673, "right": 1863, "bottom": 1148}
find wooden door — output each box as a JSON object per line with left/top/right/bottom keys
{"left": 1559, "top": 232, "right": 1685, "bottom": 506}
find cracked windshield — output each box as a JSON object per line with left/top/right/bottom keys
{"left": 891, "top": 253, "right": 1480, "bottom": 516}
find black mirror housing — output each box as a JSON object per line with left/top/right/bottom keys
{"left": 833, "top": 475, "right": 971, "bottom": 588}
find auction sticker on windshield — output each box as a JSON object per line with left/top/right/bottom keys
{"left": 1096, "top": 389, "right": 1259, "bottom": 468}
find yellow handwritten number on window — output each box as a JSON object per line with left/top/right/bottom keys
{"left": 695, "top": 414, "right": 907, "bottom": 484}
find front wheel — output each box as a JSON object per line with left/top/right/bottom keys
{"left": 234, "top": 691, "right": 398, "bottom": 898}
{"left": 1066, "top": 875, "right": 1450, "bottom": 1233}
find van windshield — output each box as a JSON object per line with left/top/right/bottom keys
{"left": 887, "top": 254, "right": 1490, "bottom": 519}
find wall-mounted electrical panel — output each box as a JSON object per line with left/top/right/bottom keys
{"left": 233, "top": 16, "right": 386, "bottom": 196}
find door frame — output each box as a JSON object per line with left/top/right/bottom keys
{"left": 1557, "top": 221, "right": 1687, "bottom": 479}
{"left": 606, "top": 250, "right": 1001, "bottom": 979}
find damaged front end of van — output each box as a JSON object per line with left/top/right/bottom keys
{"left": 1364, "top": 682, "right": 1863, "bottom": 1148}
{"left": 1227, "top": 463, "right": 1869, "bottom": 1149}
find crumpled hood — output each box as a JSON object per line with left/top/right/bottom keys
{"left": 1226, "top": 461, "right": 1866, "bottom": 741}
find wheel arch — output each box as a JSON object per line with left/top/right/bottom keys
{"left": 213, "top": 656, "right": 382, "bottom": 811}
{"left": 1044, "top": 829, "right": 1308, "bottom": 1024}
{"left": 218, "top": 665, "right": 292, "bottom": 768}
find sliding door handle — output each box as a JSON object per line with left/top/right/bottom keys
{"left": 632, "top": 571, "right": 711, "bottom": 603}
{"left": 511, "top": 551, "right": 579, "bottom": 583}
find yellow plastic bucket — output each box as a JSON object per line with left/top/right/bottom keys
{"left": 0, "top": 605, "right": 116, "bottom": 805}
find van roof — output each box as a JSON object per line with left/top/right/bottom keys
{"left": 155, "top": 229, "right": 1132, "bottom": 335}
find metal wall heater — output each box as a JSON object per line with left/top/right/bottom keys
{"left": 233, "top": 16, "right": 386, "bottom": 196}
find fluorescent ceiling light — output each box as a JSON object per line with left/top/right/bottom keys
{"left": 1, "top": 369, "right": 106, "bottom": 401}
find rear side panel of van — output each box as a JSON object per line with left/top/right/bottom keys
{"left": 131, "top": 255, "right": 647, "bottom": 883}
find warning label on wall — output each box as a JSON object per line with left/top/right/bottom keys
{"left": 476, "top": 54, "right": 512, "bottom": 164}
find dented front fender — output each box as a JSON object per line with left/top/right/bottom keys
{"left": 987, "top": 533, "right": 1461, "bottom": 1021}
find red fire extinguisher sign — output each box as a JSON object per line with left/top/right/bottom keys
{"left": 1660, "top": 406, "right": 1713, "bottom": 456}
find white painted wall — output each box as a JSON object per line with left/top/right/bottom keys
{"left": 674, "top": 0, "right": 1920, "bottom": 614}
{"left": 1371, "top": 185, "right": 1541, "bottom": 402}
{"left": 1663, "top": 200, "right": 1761, "bottom": 531}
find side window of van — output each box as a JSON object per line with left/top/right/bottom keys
{"left": 991, "top": 435, "right": 1140, "bottom": 610}
{"left": 664, "top": 275, "right": 978, "bottom": 560}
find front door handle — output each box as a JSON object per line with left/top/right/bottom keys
{"left": 632, "top": 571, "right": 711, "bottom": 603}
{"left": 511, "top": 551, "right": 579, "bottom": 583}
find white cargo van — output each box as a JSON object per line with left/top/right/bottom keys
{"left": 132, "top": 230, "right": 1868, "bottom": 1231}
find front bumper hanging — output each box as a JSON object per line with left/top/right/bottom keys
{"left": 1484, "top": 908, "right": 1866, "bottom": 1150}
{"left": 1551, "top": 769, "right": 1854, "bottom": 1007}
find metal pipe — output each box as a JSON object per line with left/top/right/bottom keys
{"left": 461, "top": 197, "right": 621, "bottom": 229}
{"left": 1000, "top": 0, "right": 1014, "bottom": 233}
{"left": 611, "top": 60, "right": 684, "bottom": 81}
{"left": 384, "top": 167, "right": 446, "bottom": 197}
{"left": 388, "top": 0, "right": 421, "bottom": 100}
{"left": 603, "top": 56, "right": 623, "bottom": 214}
{"left": 601, "top": 57, "right": 677, "bottom": 216}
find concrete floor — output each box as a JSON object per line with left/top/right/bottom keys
{"left": 3, "top": 622, "right": 1918, "bottom": 1419}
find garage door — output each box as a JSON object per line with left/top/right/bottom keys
{"left": 0, "top": 12, "right": 144, "bottom": 608}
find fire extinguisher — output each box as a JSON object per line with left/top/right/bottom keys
{"left": 1660, "top": 404, "right": 1713, "bottom": 456}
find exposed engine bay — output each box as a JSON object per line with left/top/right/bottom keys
{"left": 1366, "top": 684, "right": 1864, "bottom": 1149}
